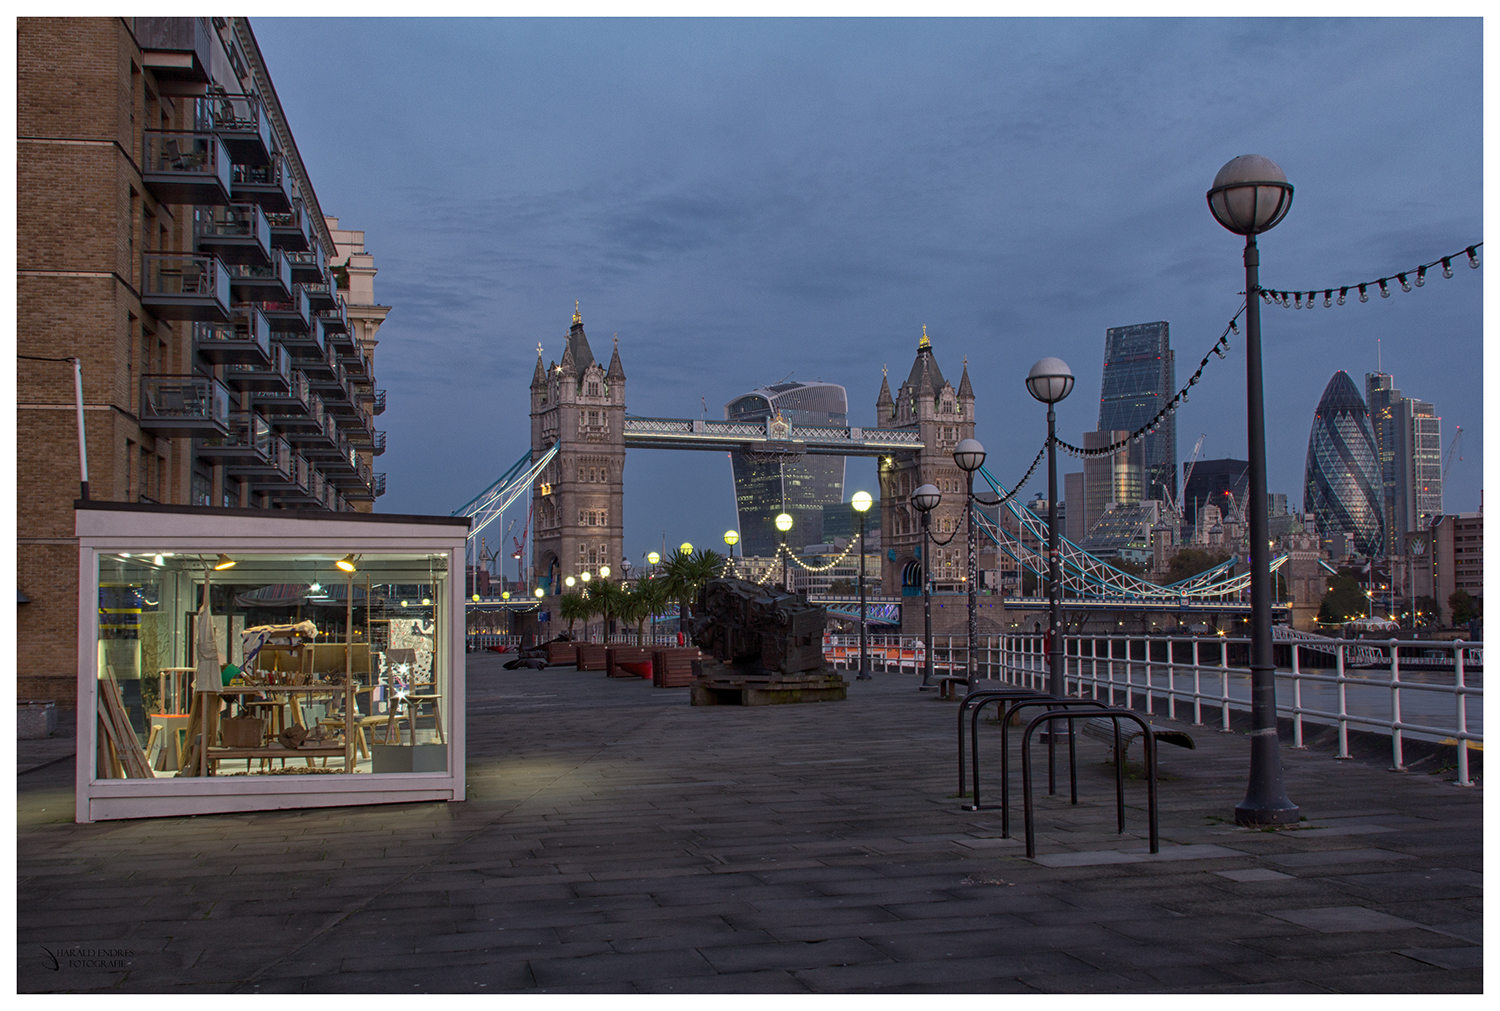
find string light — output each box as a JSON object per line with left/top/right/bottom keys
{"left": 1261, "top": 243, "right": 1480, "bottom": 308}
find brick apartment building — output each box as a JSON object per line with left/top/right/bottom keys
{"left": 17, "top": 17, "right": 388, "bottom": 706}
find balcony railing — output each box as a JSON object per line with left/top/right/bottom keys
{"left": 141, "top": 253, "right": 231, "bottom": 322}
{"left": 317, "top": 297, "right": 349, "bottom": 335}
{"left": 139, "top": 374, "right": 230, "bottom": 436}
{"left": 193, "top": 92, "right": 272, "bottom": 165}
{"left": 248, "top": 436, "right": 294, "bottom": 488}
{"left": 258, "top": 287, "right": 310, "bottom": 332}
{"left": 371, "top": 430, "right": 387, "bottom": 455}
{"left": 280, "top": 391, "right": 329, "bottom": 434}
{"left": 264, "top": 200, "right": 310, "bottom": 253}
{"left": 302, "top": 279, "right": 339, "bottom": 311}
{"left": 374, "top": 473, "right": 387, "bottom": 497}
{"left": 192, "top": 305, "right": 270, "bottom": 365}
{"left": 142, "top": 131, "right": 231, "bottom": 205}
{"left": 222, "top": 341, "right": 291, "bottom": 393}
{"left": 193, "top": 203, "right": 271, "bottom": 265}
{"left": 197, "top": 411, "right": 271, "bottom": 465}
{"left": 226, "top": 251, "right": 292, "bottom": 300}
{"left": 230, "top": 153, "right": 294, "bottom": 214}
{"left": 285, "top": 244, "right": 326, "bottom": 283}
{"left": 373, "top": 388, "right": 387, "bottom": 415}
{"left": 255, "top": 367, "right": 311, "bottom": 416}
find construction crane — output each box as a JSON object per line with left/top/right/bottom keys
{"left": 1166, "top": 433, "right": 1207, "bottom": 525}
{"left": 1442, "top": 424, "right": 1464, "bottom": 480}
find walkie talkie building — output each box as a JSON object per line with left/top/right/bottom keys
{"left": 726, "top": 381, "right": 848, "bottom": 558}
{"left": 1305, "top": 371, "right": 1384, "bottom": 557}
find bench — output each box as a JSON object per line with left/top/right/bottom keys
{"left": 575, "top": 643, "right": 608, "bottom": 671}
{"left": 1080, "top": 716, "right": 1195, "bottom": 762}
{"left": 544, "top": 642, "right": 577, "bottom": 667}
{"left": 652, "top": 648, "right": 701, "bottom": 688}
{"left": 606, "top": 645, "right": 654, "bottom": 679}
{"left": 937, "top": 675, "right": 969, "bottom": 700}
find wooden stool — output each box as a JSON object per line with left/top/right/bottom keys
{"left": 402, "top": 694, "right": 444, "bottom": 744}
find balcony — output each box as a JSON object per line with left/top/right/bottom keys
{"left": 374, "top": 473, "right": 387, "bottom": 497}
{"left": 142, "top": 131, "right": 231, "bottom": 206}
{"left": 139, "top": 374, "right": 230, "bottom": 437}
{"left": 285, "top": 244, "right": 326, "bottom": 283}
{"left": 259, "top": 287, "right": 310, "bottom": 332}
{"left": 141, "top": 253, "right": 231, "bottom": 322}
{"left": 296, "top": 412, "right": 343, "bottom": 455}
{"left": 256, "top": 369, "right": 311, "bottom": 420}
{"left": 271, "top": 316, "right": 323, "bottom": 353}
{"left": 373, "top": 388, "right": 387, "bottom": 415}
{"left": 193, "top": 204, "right": 271, "bottom": 265}
{"left": 317, "top": 297, "right": 349, "bottom": 335}
{"left": 246, "top": 436, "right": 295, "bottom": 489}
{"left": 230, "top": 153, "right": 294, "bottom": 214}
{"left": 193, "top": 92, "right": 272, "bottom": 166}
{"left": 302, "top": 279, "right": 339, "bottom": 312}
{"left": 293, "top": 342, "right": 336, "bottom": 382}
{"left": 264, "top": 201, "right": 311, "bottom": 253}
{"left": 283, "top": 393, "right": 333, "bottom": 438}
{"left": 222, "top": 342, "right": 292, "bottom": 393}
{"left": 196, "top": 412, "right": 271, "bottom": 465}
{"left": 193, "top": 305, "right": 270, "bottom": 365}
{"left": 134, "top": 18, "right": 212, "bottom": 82}
{"left": 370, "top": 430, "right": 387, "bottom": 455}
{"left": 340, "top": 350, "right": 369, "bottom": 378}
{"left": 226, "top": 251, "right": 292, "bottom": 301}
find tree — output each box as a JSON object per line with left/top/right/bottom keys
{"left": 1317, "top": 573, "right": 1368, "bottom": 624}
{"left": 1448, "top": 589, "right": 1482, "bottom": 626}
{"left": 660, "top": 548, "right": 725, "bottom": 638}
{"left": 622, "top": 577, "right": 671, "bottom": 645}
{"left": 557, "top": 591, "right": 589, "bottom": 636}
{"left": 588, "top": 578, "right": 627, "bottom": 639}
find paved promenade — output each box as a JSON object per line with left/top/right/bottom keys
{"left": 17, "top": 654, "right": 1483, "bottom": 993}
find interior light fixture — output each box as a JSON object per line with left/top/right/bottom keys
{"left": 153, "top": 554, "right": 165, "bottom": 566}
{"left": 336, "top": 554, "right": 357, "bottom": 573}
{"left": 213, "top": 554, "right": 235, "bottom": 570}
{"left": 308, "top": 581, "right": 322, "bottom": 593}
{"left": 422, "top": 598, "right": 432, "bottom": 606}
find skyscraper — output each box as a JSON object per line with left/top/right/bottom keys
{"left": 1365, "top": 371, "right": 1442, "bottom": 554}
{"left": 1098, "top": 321, "right": 1176, "bottom": 505}
{"left": 1305, "top": 372, "right": 1383, "bottom": 557}
{"left": 726, "top": 381, "right": 848, "bottom": 558}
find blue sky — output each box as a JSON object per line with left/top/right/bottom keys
{"left": 251, "top": 17, "right": 1484, "bottom": 567}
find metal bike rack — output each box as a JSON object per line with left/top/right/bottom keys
{"left": 955, "top": 687, "right": 1053, "bottom": 799}
{"left": 972, "top": 696, "right": 1115, "bottom": 838}
{"left": 1020, "top": 707, "right": 1158, "bottom": 858}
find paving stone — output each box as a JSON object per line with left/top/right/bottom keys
{"left": 1396, "top": 946, "right": 1484, "bottom": 970}
{"left": 16, "top": 659, "right": 1482, "bottom": 994}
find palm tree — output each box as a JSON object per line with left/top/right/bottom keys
{"left": 558, "top": 591, "right": 590, "bottom": 637}
{"left": 624, "top": 576, "right": 671, "bottom": 645}
{"left": 589, "top": 578, "right": 627, "bottom": 641}
{"left": 660, "top": 548, "right": 725, "bottom": 639}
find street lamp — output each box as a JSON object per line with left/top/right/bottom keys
{"left": 851, "top": 490, "right": 874, "bottom": 680}
{"left": 910, "top": 483, "right": 941, "bottom": 689}
{"left": 1026, "top": 357, "right": 1074, "bottom": 699}
{"left": 724, "top": 529, "right": 739, "bottom": 575}
{"left": 953, "top": 438, "right": 987, "bottom": 681}
{"left": 775, "top": 512, "right": 793, "bottom": 592}
{"left": 1208, "top": 153, "right": 1298, "bottom": 827}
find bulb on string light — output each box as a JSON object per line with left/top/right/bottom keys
{"left": 1188, "top": 372, "right": 1199, "bottom": 386}
{"left": 1292, "top": 292, "right": 1302, "bottom": 309}
{"left": 1378, "top": 279, "right": 1390, "bottom": 298}
{"left": 1442, "top": 257, "right": 1453, "bottom": 279}
{"left": 1228, "top": 319, "right": 1239, "bottom": 335}
{"left": 1415, "top": 266, "right": 1426, "bottom": 287}
{"left": 1397, "top": 273, "right": 1411, "bottom": 293}
{"left": 1358, "top": 284, "right": 1369, "bottom": 303}
{"left": 1337, "top": 287, "right": 1348, "bottom": 305}
{"left": 1259, "top": 290, "right": 1271, "bottom": 304}
{"left": 1467, "top": 246, "right": 1480, "bottom": 268}
{"left": 1323, "top": 290, "right": 1333, "bottom": 307}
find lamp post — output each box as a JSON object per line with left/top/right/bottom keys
{"left": 775, "top": 512, "right": 793, "bottom": 593}
{"left": 851, "top": 491, "right": 874, "bottom": 680}
{"left": 1207, "top": 153, "right": 1298, "bottom": 827}
{"left": 953, "top": 439, "right": 987, "bottom": 681}
{"left": 724, "top": 529, "right": 739, "bottom": 576}
{"left": 911, "top": 483, "right": 941, "bottom": 689}
{"left": 1026, "top": 358, "right": 1074, "bottom": 699}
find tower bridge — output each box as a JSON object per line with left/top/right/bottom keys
{"left": 456, "top": 309, "right": 1287, "bottom": 630}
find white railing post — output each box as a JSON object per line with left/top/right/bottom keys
{"left": 1455, "top": 643, "right": 1471, "bottom": 787}
{"left": 1291, "top": 642, "right": 1304, "bottom": 749}
{"left": 1192, "top": 639, "right": 1203, "bottom": 726}
{"left": 1167, "top": 636, "right": 1176, "bottom": 721}
{"left": 1390, "top": 639, "right": 1405, "bottom": 771}
{"left": 1335, "top": 641, "right": 1350, "bottom": 758}
{"left": 1125, "top": 636, "right": 1134, "bottom": 712}
{"left": 1219, "top": 639, "right": 1231, "bottom": 733}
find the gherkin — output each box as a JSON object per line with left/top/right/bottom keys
{"left": 1304, "top": 371, "right": 1384, "bottom": 556}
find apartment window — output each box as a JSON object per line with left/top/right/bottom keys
{"left": 191, "top": 469, "right": 212, "bottom": 507}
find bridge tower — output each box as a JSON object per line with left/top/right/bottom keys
{"left": 875, "top": 328, "right": 976, "bottom": 598}
{"left": 530, "top": 306, "right": 627, "bottom": 597}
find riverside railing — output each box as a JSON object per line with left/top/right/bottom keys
{"left": 824, "top": 631, "right": 1482, "bottom": 786}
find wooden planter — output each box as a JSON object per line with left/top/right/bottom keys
{"left": 545, "top": 641, "right": 578, "bottom": 667}
{"left": 575, "top": 643, "right": 609, "bottom": 671}
{"left": 652, "top": 648, "right": 701, "bottom": 688}
{"left": 606, "top": 645, "right": 655, "bottom": 678}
